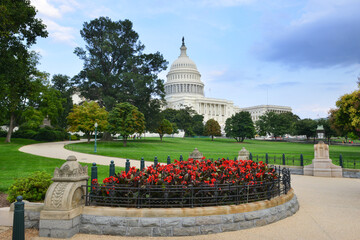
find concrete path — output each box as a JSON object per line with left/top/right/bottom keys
{"left": 19, "top": 140, "right": 154, "bottom": 168}
{"left": 7, "top": 141, "right": 360, "bottom": 239}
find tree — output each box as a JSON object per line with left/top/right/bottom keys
{"left": 156, "top": 119, "right": 173, "bottom": 141}
{"left": 204, "top": 119, "right": 221, "bottom": 141}
{"left": 67, "top": 101, "right": 108, "bottom": 143}
{"left": 225, "top": 112, "right": 255, "bottom": 142}
{"left": 51, "top": 74, "right": 74, "bottom": 128}
{"left": 73, "top": 17, "right": 167, "bottom": 130}
{"left": 192, "top": 114, "right": 205, "bottom": 136}
{"left": 162, "top": 107, "right": 196, "bottom": 136}
{"left": 1, "top": 0, "right": 48, "bottom": 142}
{"left": 317, "top": 118, "right": 338, "bottom": 143}
{"left": 329, "top": 89, "right": 360, "bottom": 138}
{"left": 255, "top": 111, "right": 297, "bottom": 138}
{"left": 108, "top": 102, "right": 145, "bottom": 147}
{"left": 295, "top": 118, "right": 317, "bottom": 140}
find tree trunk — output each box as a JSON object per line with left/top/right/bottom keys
{"left": 160, "top": 134, "right": 163, "bottom": 141}
{"left": 211, "top": 135, "right": 214, "bottom": 141}
{"left": 123, "top": 137, "right": 127, "bottom": 147}
{"left": 87, "top": 134, "right": 91, "bottom": 143}
{"left": 5, "top": 113, "right": 15, "bottom": 143}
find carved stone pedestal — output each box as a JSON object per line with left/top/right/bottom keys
{"left": 304, "top": 141, "right": 342, "bottom": 178}
{"left": 39, "top": 156, "right": 89, "bottom": 238}
{"left": 238, "top": 147, "right": 250, "bottom": 160}
{"left": 189, "top": 148, "right": 203, "bottom": 161}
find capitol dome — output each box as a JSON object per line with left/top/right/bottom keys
{"left": 164, "top": 38, "right": 204, "bottom": 97}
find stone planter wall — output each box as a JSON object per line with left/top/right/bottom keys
{"left": 278, "top": 165, "right": 360, "bottom": 178}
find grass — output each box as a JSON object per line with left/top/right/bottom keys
{"left": 0, "top": 138, "right": 124, "bottom": 193}
{"left": 65, "top": 137, "right": 360, "bottom": 168}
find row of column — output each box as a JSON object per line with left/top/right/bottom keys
{"left": 168, "top": 73, "right": 200, "bottom": 81}
{"left": 165, "top": 84, "right": 203, "bottom": 94}
{"left": 199, "top": 103, "right": 226, "bottom": 116}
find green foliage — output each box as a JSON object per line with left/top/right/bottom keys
{"left": 295, "top": 119, "right": 317, "bottom": 140}
{"left": 161, "top": 107, "right": 197, "bottom": 136}
{"left": 12, "top": 127, "right": 68, "bottom": 141}
{"left": 329, "top": 89, "right": 360, "bottom": 138}
{"left": 7, "top": 171, "right": 52, "bottom": 203}
{"left": 156, "top": 119, "right": 173, "bottom": 141}
{"left": 225, "top": 112, "right": 255, "bottom": 142}
{"left": 192, "top": 114, "right": 205, "bottom": 136}
{"left": 108, "top": 102, "right": 145, "bottom": 146}
{"left": 317, "top": 118, "right": 338, "bottom": 142}
{"left": 256, "top": 111, "right": 298, "bottom": 138}
{"left": 73, "top": 16, "right": 167, "bottom": 129}
{"left": 204, "top": 119, "right": 221, "bottom": 140}
{"left": 67, "top": 101, "right": 108, "bottom": 142}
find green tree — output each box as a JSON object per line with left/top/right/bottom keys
{"left": 51, "top": 74, "right": 74, "bottom": 128}
{"left": 295, "top": 118, "right": 317, "bottom": 140}
{"left": 192, "top": 114, "right": 205, "bottom": 136}
{"left": 317, "top": 118, "right": 338, "bottom": 143}
{"left": 162, "top": 107, "right": 196, "bottom": 136}
{"left": 73, "top": 17, "right": 167, "bottom": 130}
{"left": 67, "top": 101, "right": 108, "bottom": 143}
{"left": 156, "top": 119, "right": 173, "bottom": 141}
{"left": 225, "top": 111, "right": 255, "bottom": 142}
{"left": 108, "top": 102, "right": 145, "bottom": 146}
{"left": 204, "top": 119, "right": 221, "bottom": 141}
{"left": 329, "top": 89, "right": 360, "bottom": 138}
{"left": 255, "top": 111, "right": 297, "bottom": 138}
{"left": 1, "top": 0, "right": 48, "bottom": 142}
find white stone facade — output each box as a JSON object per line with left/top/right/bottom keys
{"left": 164, "top": 39, "right": 291, "bottom": 126}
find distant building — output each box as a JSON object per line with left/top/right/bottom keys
{"left": 164, "top": 38, "right": 292, "bottom": 127}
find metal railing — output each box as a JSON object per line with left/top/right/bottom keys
{"left": 84, "top": 166, "right": 291, "bottom": 208}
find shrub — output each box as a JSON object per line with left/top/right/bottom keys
{"left": 7, "top": 171, "right": 52, "bottom": 203}
{"left": 0, "top": 129, "right": 7, "bottom": 137}
{"left": 13, "top": 126, "right": 68, "bottom": 141}
{"left": 70, "top": 134, "right": 80, "bottom": 140}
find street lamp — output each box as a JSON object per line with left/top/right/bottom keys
{"left": 94, "top": 122, "right": 98, "bottom": 153}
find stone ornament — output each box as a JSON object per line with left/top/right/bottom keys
{"left": 238, "top": 147, "right": 249, "bottom": 160}
{"left": 53, "top": 155, "right": 88, "bottom": 181}
{"left": 304, "top": 141, "right": 342, "bottom": 177}
{"left": 189, "top": 148, "right": 203, "bottom": 160}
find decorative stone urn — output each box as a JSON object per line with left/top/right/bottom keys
{"left": 39, "top": 156, "right": 89, "bottom": 238}
{"left": 189, "top": 148, "right": 203, "bottom": 161}
{"left": 238, "top": 147, "right": 250, "bottom": 160}
{"left": 304, "top": 141, "right": 342, "bottom": 177}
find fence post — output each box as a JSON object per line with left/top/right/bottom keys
{"left": 265, "top": 153, "right": 269, "bottom": 164}
{"left": 91, "top": 162, "right": 97, "bottom": 182}
{"left": 234, "top": 156, "right": 237, "bottom": 161}
{"left": 109, "top": 160, "right": 115, "bottom": 177}
{"left": 300, "top": 154, "right": 304, "bottom": 166}
{"left": 125, "top": 159, "right": 130, "bottom": 173}
{"left": 282, "top": 153, "right": 286, "bottom": 165}
{"left": 339, "top": 154, "right": 343, "bottom": 168}
{"left": 140, "top": 157, "right": 145, "bottom": 171}
{"left": 154, "top": 156, "right": 158, "bottom": 168}
{"left": 167, "top": 155, "right": 171, "bottom": 165}
{"left": 249, "top": 153, "right": 253, "bottom": 160}
{"left": 179, "top": 155, "right": 183, "bottom": 162}
{"left": 12, "top": 196, "right": 25, "bottom": 240}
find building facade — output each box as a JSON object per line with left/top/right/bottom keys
{"left": 164, "top": 39, "right": 292, "bottom": 126}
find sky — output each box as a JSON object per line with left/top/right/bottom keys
{"left": 29, "top": 0, "right": 360, "bottom": 119}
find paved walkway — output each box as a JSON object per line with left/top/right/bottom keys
{"left": 5, "top": 141, "right": 360, "bottom": 239}
{"left": 19, "top": 140, "right": 154, "bottom": 168}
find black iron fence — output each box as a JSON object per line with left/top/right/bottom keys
{"left": 84, "top": 166, "right": 291, "bottom": 208}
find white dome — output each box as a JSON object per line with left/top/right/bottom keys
{"left": 164, "top": 38, "right": 204, "bottom": 97}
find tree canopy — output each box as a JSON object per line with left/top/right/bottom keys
{"left": 67, "top": 101, "right": 109, "bottom": 143}
{"left": 225, "top": 111, "right": 255, "bottom": 142}
{"left": 108, "top": 102, "right": 145, "bottom": 146}
{"left": 156, "top": 119, "right": 173, "bottom": 141}
{"left": 295, "top": 118, "right": 317, "bottom": 140}
{"left": 73, "top": 17, "right": 167, "bottom": 130}
{"left": 204, "top": 119, "right": 221, "bottom": 141}
{"left": 256, "top": 111, "right": 298, "bottom": 138}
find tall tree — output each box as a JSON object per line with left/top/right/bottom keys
{"left": 0, "top": 0, "right": 48, "bottom": 142}
{"left": 295, "top": 118, "right": 317, "bottom": 140}
{"left": 67, "top": 101, "right": 108, "bottom": 143}
{"left": 255, "top": 111, "right": 297, "bottom": 138}
{"left": 73, "top": 17, "right": 167, "bottom": 130}
{"left": 225, "top": 112, "right": 255, "bottom": 142}
{"left": 108, "top": 102, "right": 145, "bottom": 147}
{"left": 156, "top": 119, "right": 173, "bottom": 141}
{"left": 329, "top": 89, "right": 360, "bottom": 138}
{"left": 192, "top": 114, "right": 205, "bottom": 136}
{"left": 204, "top": 119, "right": 221, "bottom": 141}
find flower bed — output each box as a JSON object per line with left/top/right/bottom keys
{"left": 88, "top": 158, "right": 290, "bottom": 208}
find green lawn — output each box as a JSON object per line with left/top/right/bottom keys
{"left": 65, "top": 137, "right": 360, "bottom": 168}
{"left": 0, "top": 138, "right": 124, "bottom": 193}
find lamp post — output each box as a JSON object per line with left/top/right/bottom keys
{"left": 94, "top": 122, "right": 98, "bottom": 153}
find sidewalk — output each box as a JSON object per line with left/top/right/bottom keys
{"left": 19, "top": 140, "right": 154, "bottom": 168}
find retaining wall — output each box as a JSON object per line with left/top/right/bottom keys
{"left": 22, "top": 189, "right": 299, "bottom": 237}
{"left": 280, "top": 165, "right": 360, "bottom": 178}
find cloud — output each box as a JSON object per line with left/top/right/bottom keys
{"left": 45, "top": 20, "right": 77, "bottom": 46}
{"left": 257, "top": 81, "right": 300, "bottom": 90}
{"left": 31, "top": 0, "right": 62, "bottom": 18}
{"left": 256, "top": 0, "right": 360, "bottom": 68}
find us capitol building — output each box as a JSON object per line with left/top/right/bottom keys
{"left": 164, "top": 38, "right": 291, "bottom": 127}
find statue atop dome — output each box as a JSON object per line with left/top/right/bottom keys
{"left": 182, "top": 36, "right": 185, "bottom": 46}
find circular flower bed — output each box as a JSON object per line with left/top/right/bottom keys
{"left": 89, "top": 158, "right": 287, "bottom": 208}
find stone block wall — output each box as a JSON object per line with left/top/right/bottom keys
{"left": 78, "top": 195, "right": 299, "bottom": 237}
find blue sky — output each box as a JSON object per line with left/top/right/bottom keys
{"left": 30, "top": 0, "right": 360, "bottom": 119}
